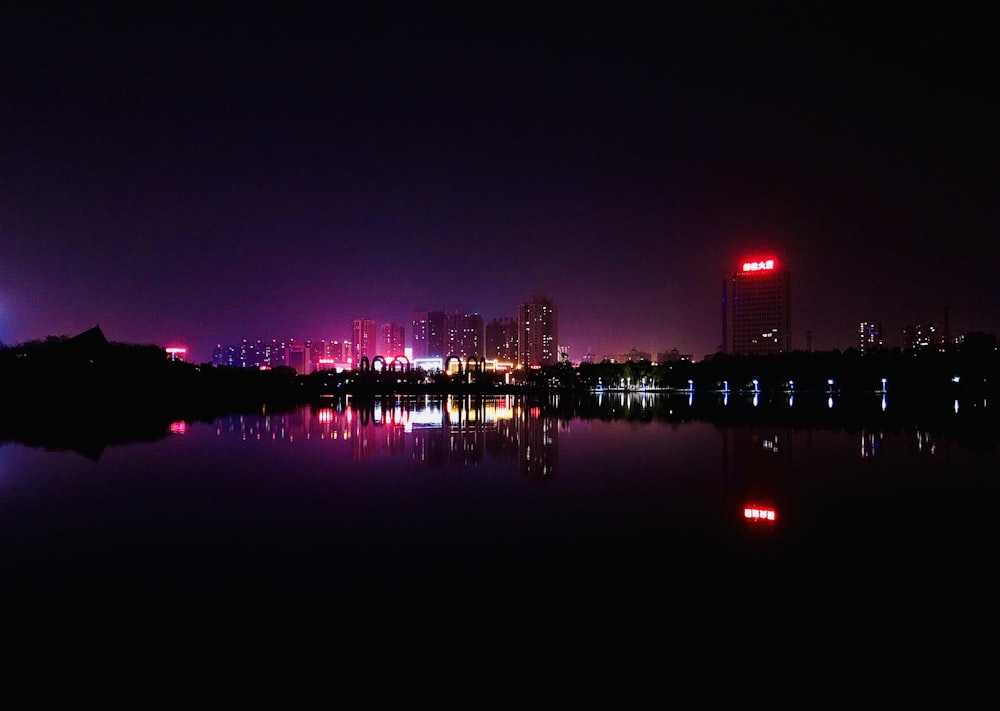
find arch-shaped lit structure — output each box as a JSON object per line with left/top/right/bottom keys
{"left": 354, "top": 353, "right": 413, "bottom": 373}
{"left": 465, "top": 356, "right": 482, "bottom": 373}
{"left": 444, "top": 355, "right": 462, "bottom": 374}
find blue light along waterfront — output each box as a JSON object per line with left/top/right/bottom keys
{"left": 1, "top": 392, "right": 997, "bottom": 656}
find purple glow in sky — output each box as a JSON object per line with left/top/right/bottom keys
{"left": 2, "top": 2, "right": 997, "bottom": 362}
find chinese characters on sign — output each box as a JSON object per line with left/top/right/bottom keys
{"left": 742, "top": 259, "right": 775, "bottom": 272}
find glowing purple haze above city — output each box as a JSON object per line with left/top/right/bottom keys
{"left": 2, "top": 3, "right": 997, "bottom": 363}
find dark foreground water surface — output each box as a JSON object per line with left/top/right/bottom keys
{"left": 2, "top": 392, "right": 998, "bottom": 658}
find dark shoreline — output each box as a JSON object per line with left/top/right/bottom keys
{"left": 3, "top": 326, "right": 997, "bottom": 456}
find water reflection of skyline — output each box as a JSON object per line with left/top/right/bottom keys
{"left": 4, "top": 391, "right": 997, "bottom": 656}
{"left": 206, "top": 390, "right": 988, "bottom": 474}
{"left": 205, "top": 391, "right": 981, "bottom": 536}
{"left": 212, "top": 395, "right": 558, "bottom": 478}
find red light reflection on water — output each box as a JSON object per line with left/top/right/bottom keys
{"left": 744, "top": 505, "right": 776, "bottom": 523}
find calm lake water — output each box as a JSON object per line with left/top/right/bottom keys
{"left": 2, "top": 392, "right": 998, "bottom": 657}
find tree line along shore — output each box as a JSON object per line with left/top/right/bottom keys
{"left": 3, "top": 326, "right": 998, "bottom": 459}
{"left": 2, "top": 326, "right": 997, "bottom": 413}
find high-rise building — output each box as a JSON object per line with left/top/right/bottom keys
{"left": 722, "top": 257, "right": 791, "bottom": 356}
{"left": 411, "top": 309, "right": 429, "bottom": 358}
{"left": 312, "top": 339, "right": 352, "bottom": 371}
{"left": 518, "top": 295, "right": 558, "bottom": 367}
{"left": 351, "top": 318, "right": 376, "bottom": 365}
{"left": 380, "top": 322, "right": 406, "bottom": 358}
{"left": 411, "top": 309, "right": 446, "bottom": 359}
{"left": 858, "top": 321, "right": 883, "bottom": 355}
{"left": 285, "top": 341, "right": 311, "bottom": 374}
{"left": 485, "top": 317, "right": 518, "bottom": 362}
{"left": 903, "top": 319, "right": 936, "bottom": 350}
{"left": 213, "top": 339, "right": 278, "bottom": 368}
{"left": 445, "top": 311, "right": 484, "bottom": 358}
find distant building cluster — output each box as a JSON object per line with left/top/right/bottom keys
{"left": 605, "top": 348, "right": 652, "bottom": 363}
{"left": 657, "top": 348, "right": 692, "bottom": 363}
{"left": 212, "top": 295, "right": 559, "bottom": 374}
{"left": 212, "top": 338, "right": 354, "bottom": 373}
{"left": 858, "top": 311, "right": 961, "bottom": 354}
{"left": 205, "top": 258, "right": 975, "bottom": 371}
{"left": 410, "top": 296, "right": 559, "bottom": 369}
{"left": 716, "top": 257, "right": 962, "bottom": 357}
{"left": 411, "top": 296, "right": 559, "bottom": 372}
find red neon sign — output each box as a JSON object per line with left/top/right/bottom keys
{"left": 742, "top": 259, "right": 776, "bottom": 272}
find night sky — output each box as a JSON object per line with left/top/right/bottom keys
{"left": 2, "top": 2, "right": 997, "bottom": 363}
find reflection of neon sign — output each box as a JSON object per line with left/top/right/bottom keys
{"left": 744, "top": 505, "right": 777, "bottom": 522}
{"left": 742, "top": 259, "right": 775, "bottom": 272}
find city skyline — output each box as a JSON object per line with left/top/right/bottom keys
{"left": 210, "top": 294, "right": 557, "bottom": 371}
{"left": 3, "top": 4, "right": 997, "bottom": 363}
{"left": 205, "top": 278, "right": 967, "bottom": 372}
